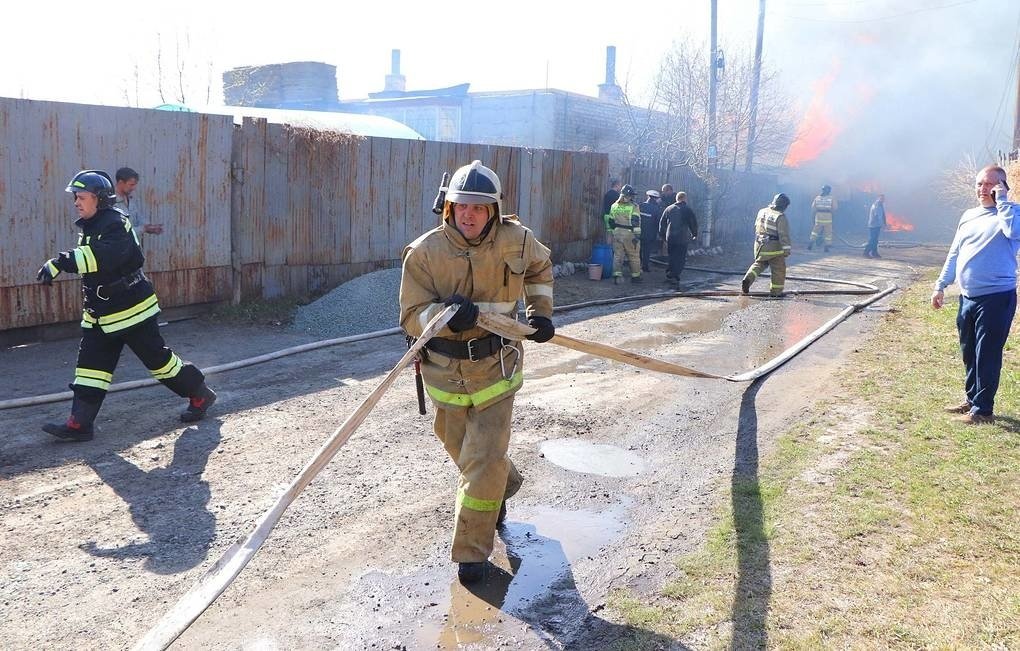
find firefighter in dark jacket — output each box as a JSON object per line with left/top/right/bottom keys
{"left": 36, "top": 170, "right": 217, "bottom": 441}
{"left": 658, "top": 191, "right": 698, "bottom": 285}
{"left": 638, "top": 190, "right": 664, "bottom": 272}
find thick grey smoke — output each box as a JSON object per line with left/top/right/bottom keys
{"left": 765, "top": 0, "right": 1018, "bottom": 238}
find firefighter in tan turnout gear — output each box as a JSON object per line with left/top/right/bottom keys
{"left": 741, "top": 193, "right": 793, "bottom": 296}
{"left": 609, "top": 184, "right": 643, "bottom": 283}
{"left": 399, "top": 160, "right": 555, "bottom": 584}
{"left": 808, "top": 184, "right": 836, "bottom": 252}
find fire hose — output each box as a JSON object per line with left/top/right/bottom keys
{"left": 131, "top": 281, "right": 897, "bottom": 649}
{"left": 0, "top": 273, "right": 881, "bottom": 411}
{"left": 130, "top": 305, "right": 457, "bottom": 651}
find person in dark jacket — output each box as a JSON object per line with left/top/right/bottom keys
{"left": 601, "top": 179, "right": 622, "bottom": 238}
{"left": 638, "top": 190, "right": 664, "bottom": 272}
{"left": 658, "top": 191, "right": 698, "bottom": 286}
{"left": 660, "top": 184, "right": 677, "bottom": 208}
{"left": 36, "top": 170, "right": 217, "bottom": 442}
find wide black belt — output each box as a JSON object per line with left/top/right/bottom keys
{"left": 426, "top": 334, "right": 510, "bottom": 362}
{"left": 87, "top": 269, "right": 147, "bottom": 301}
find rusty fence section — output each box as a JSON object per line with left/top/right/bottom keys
{"left": 0, "top": 97, "right": 235, "bottom": 332}
{"left": 0, "top": 98, "right": 608, "bottom": 332}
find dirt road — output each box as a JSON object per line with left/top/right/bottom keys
{"left": 0, "top": 245, "right": 944, "bottom": 650}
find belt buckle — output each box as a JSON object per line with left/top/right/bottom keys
{"left": 466, "top": 337, "right": 480, "bottom": 362}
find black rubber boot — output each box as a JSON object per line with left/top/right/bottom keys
{"left": 43, "top": 398, "right": 100, "bottom": 442}
{"left": 181, "top": 384, "right": 217, "bottom": 423}
{"left": 631, "top": 276, "right": 643, "bottom": 284}
{"left": 741, "top": 276, "right": 753, "bottom": 295}
{"left": 458, "top": 562, "right": 486, "bottom": 584}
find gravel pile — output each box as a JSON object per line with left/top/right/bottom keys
{"left": 291, "top": 260, "right": 594, "bottom": 341}
{"left": 292, "top": 267, "right": 404, "bottom": 339}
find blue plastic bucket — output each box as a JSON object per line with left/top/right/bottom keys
{"left": 591, "top": 243, "right": 614, "bottom": 279}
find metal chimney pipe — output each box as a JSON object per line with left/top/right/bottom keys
{"left": 605, "top": 46, "right": 616, "bottom": 85}
{"left": 391, "top": 49, "right": 401, "bottom": 75}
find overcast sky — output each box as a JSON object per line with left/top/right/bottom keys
{"left": 5, "top": 0, "right": 1018, "bottom": 222}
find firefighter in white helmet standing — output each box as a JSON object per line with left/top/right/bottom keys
{"left": 399, "top": 161, "right": 555, "bottom": 584}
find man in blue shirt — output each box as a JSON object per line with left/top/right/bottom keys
{"left": 931, "top": 165, "right": 1019, "bottom": 424}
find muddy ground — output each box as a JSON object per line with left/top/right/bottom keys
{"left": 0, "top": 242, "right": 946, "bottom": 650}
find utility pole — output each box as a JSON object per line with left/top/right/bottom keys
{"left": 1014, "top": 52, "right": 1020, "bottom": 154}
{"left": 705, "top": 0, "right": 718, "bottom": 247}
{"left": 745, "top": 0, "right": 766, "bottom": 172}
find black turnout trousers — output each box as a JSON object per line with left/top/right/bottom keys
{"left": 72, "top": 315, "right": 204, "bottom": 405}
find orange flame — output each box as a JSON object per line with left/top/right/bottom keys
{"left": 783, "top": 63, "right": 841, "bottom": 167}
{"left": 886, "top": 211, "right": 914, "bottom": 232}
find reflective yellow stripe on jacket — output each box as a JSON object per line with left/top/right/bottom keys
{"left": 425, "top": 371, "right": 523, "bottom": 408}
{"left": 81, "top": 294, "right": 160, "bottom": 332}
{"left": 73, "top": 246, "right": 99, "bottom": 273}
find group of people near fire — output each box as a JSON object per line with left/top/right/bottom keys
{"left": 35, "top": 158, "right": 1017, "bottom": 587}
{"left": 600, "top": 180, "right": 889, "bottom": 295}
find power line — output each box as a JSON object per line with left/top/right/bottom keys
{"left": 980, "top": 8, "right": 1020, "bottom": 156}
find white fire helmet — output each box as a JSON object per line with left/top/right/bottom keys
{"left": 446, "top": 160, "right": 503, "bottom": 216}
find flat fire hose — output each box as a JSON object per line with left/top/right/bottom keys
{"left": 477, "top": 282, "right": 897, "bottom": 384}
{"left": 477, "top": 313, "right": 727, "bottom": 379}
{"left": 132, "top": 305, "right": 457, "bottom": 651}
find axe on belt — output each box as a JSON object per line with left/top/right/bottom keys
{"left": 476, "top": 312, "right": 732, "bottom": 381}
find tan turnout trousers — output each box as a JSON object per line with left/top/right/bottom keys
{"left": 434, "top": 397, "right": 524, "bottom": 562}
{"left": 612, "top": 228, "right": 642, "bottom": 278}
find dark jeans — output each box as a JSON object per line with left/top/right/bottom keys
{"left": 666, "top": 240, "right": 689, "bottom": 279}
{"left": 640, "top": 237, "right": 657, "bottom": 270}
{"left": 957, "top": 290, "right": 1017, "bottom": 415}
{"left": 865, "top": 227, "right": 881, "bottom": 256}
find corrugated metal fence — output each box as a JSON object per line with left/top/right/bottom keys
{"left": 0, "top": 98, "right": 607, "bottom": 332}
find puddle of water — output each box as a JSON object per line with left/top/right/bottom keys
{"left": 416, "top": 504, "right": 627, "bottom": 649}
{"left": 539, "top": 438, "right": 646, "bottom": 477}
{"left": 649, "top": 305, "right": 732, "bottom": 335}
{"left": 528, "top": 356, "right": 601, "bottom": 380}
{"left": 749, "top": 300, "right": 831, "bottom": 366}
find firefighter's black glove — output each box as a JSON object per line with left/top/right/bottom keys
{"left": 443, "top": 294, "right": 479, "bottom": 332}
{"left": 526, "top": 316, "right": 555, "bottom": 343}
{"left": 36, "top": 260, "right": 58, "bottom": 286}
